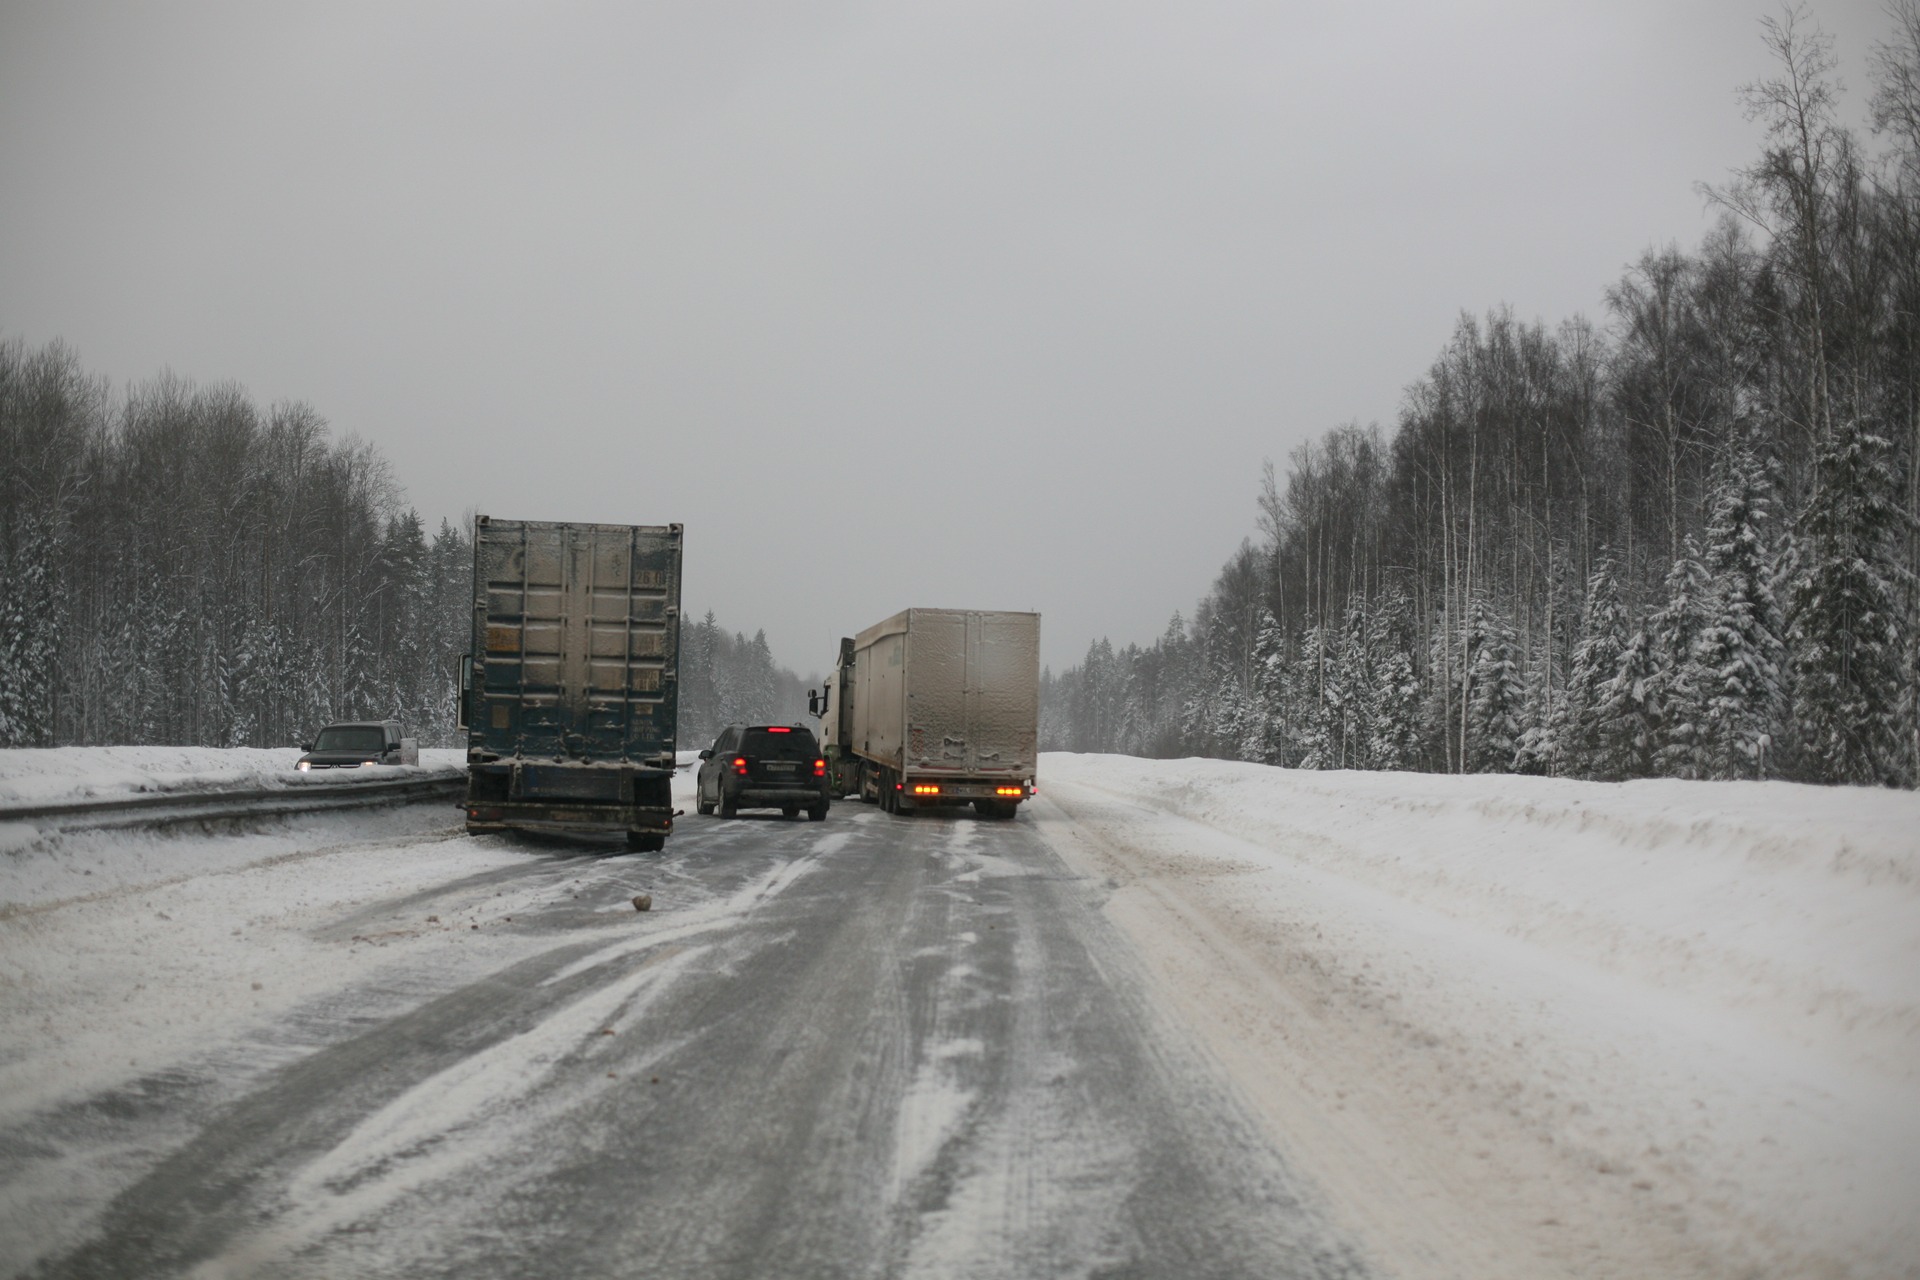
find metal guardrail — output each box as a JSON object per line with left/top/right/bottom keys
{"left": 0, "top": 771, "right": 466, "bottom": 831}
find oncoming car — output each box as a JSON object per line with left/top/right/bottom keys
{"left": 296, "top": 721, "right": 418, "bottom": 771}
{"left": 695, "top": 724, "right": 830, "bottom": 821}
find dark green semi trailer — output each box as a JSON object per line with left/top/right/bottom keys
{"left": 459, "top": 517, "right": 682, "bottom": 851}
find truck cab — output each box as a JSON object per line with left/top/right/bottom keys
{"left": 808, "top": 639, "right": 859, "bottom": 797}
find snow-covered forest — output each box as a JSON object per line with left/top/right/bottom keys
{"left": 0, "top": 343, "right": 807, "bottom": 749}
{"left": 1045, "top": 8, "right": 1920, "bottom": 789}
{"left": 676, "top": 614, "right": 813, "bottom": 747}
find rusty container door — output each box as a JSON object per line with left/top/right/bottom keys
{"left": 470, "top": 518, "right": 680, "bottom": 764}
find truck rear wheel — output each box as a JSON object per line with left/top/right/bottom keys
{"left": 625, "top": 831, "right": 665, "bottom": 853}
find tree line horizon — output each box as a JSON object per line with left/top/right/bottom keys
{"left": 1040, "top": 4, "right": 1920, "bottom": 789}
{"left": 0, "top": 347, "right": 812, "bottom": 750}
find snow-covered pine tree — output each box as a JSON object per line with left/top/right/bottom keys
{"left": 1783, "top": 420, "right": 1917, "bottom": 786}
{"left": 1422, "top": 618, "right": 1455, "bottom": 770}
{"left": 1180, "top": 611, "right": 1243, "bottom": 759}
{"left": 1200, "top": 648, "right": 1252, "bottom": 760}
{"left": 1695, "top": 445, "right": 1788, "bottom": 779}
{"left": 681, "top": 611, "right": 721, "bottom": 740}
{"left": 0, "top": 511, "right": 60, "bottom": 746}
{"left": 1647, "top": 541, "right": 1714, "bottom": 778}
{"left": 742, "top": 629, "right": 780, "bottom": 724}
{"left": 1464, "top": 595, "right": 1525, "bottom": 773}
{"left": 424, "top": 518, "right": 473, "bottom": 745}
{"left": 1565, "top": 557, "right": 1630, "bottom": 777}
{"left": 1510, "top": 662, "right": 1560, "bottom": 775}
{"left": 1296, "top": 624, "right": 1334, "bottom": 769}
{"left": 1364, "top": 591, "right": 1422, "bottom": 771}
{"left": 1335, "top": 602, "right": 1375, "bottom": 769}
{"left": 1149, "top": 612, "right": 1199, "bottom": 757}
{"left": 1592, "top": 622, "right": 1659, "bottom": 780}
{"left": 1071, "top": 637, "right": 1119, "bottom": 752}
{"left": 1513, "top": 551, "right": 1579, "bottom": 775}
{"left": 1238, "top": 609, "right": 1293, "bottom": 765}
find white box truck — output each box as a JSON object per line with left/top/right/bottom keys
{"left": 810, "top": 608, "right": 1039, "bottom": 818}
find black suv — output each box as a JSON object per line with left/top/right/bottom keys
{"left": 696, "top": 724, "right": 830, "bottom": 821}
{"left": 296, "top": 721, "right": 417, "bottom": 771}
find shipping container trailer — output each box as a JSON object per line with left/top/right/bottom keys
{"left": 459, "top": 516, "right": 681, "bottom": 850}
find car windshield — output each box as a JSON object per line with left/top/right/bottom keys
{"left": 313, "top": 726, "right": 385, "bottom": 753}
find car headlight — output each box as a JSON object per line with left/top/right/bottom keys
{"left": 296, "top": 760, "right": 310, "bottom": 771}
{"left": 360, "top": 760, "right": 377, "bottom": 768}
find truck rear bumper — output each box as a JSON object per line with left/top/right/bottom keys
{"left": 730, "top": 786, "right": 829, "bottom": 807}
{"left": 463, "top": 802, "right": 672, "bottom": 836}
{"left": 465, "top": 761, "right": 673, "bottom": 835}
{"left": 908, "top": 783, "right": 1028, "bottom": 799}
{"left": 894, "top": 776, "right": 1033, "bottom": 810}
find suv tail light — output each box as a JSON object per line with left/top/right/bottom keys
{"left": 732, "top": 756, "right": 748, "bottom": 775}
{"left": 813, "top": 758, "right": 826, "bottom": 777}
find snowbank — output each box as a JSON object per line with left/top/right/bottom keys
{"left": 0, "top": 745, "right": 466, "bottom": 808}
{"left": 1038, "top": 754, "right": 1920, "bottom": 1280}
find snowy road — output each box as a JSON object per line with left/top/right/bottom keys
{"left": 3, "top": 750, "right": 1915, "bottom": 1279}
{"left": 0, "top": 778, "right": 1361, "bottom": 1279}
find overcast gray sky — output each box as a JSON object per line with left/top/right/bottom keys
{"left": 0, "top": 0, "right": 1893, "bottom": 674}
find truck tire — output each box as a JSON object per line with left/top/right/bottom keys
{"left": 626, "top": 831, "right": 665, "bottom": 853}
{"left": 781, "top": 806, "right": 799, "bottom": 819}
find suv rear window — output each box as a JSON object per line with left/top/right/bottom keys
{"left": 741, "top": 726, "right": 818, "bottom": 757}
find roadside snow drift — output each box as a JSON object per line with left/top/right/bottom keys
{"left": 0, "top": 745, "right": 465, "bottom": 809}
{"left": 1037, "top": 753, "right": 1920, "bottom": 1280}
